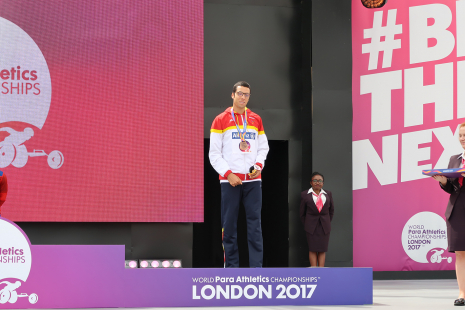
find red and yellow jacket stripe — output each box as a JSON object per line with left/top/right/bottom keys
{"left": 209, "top": 107, "right": 269, "bottom": 182}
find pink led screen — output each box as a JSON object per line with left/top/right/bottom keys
{"left": 0, "top": 0, "right": 204, "bottom": 222}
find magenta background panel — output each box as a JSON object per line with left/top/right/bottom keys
{"left": 352, "top": 0, "right": 462, "bottom": 270}
{"left": 0, "top": 0, "right": 203, "bottom": 222}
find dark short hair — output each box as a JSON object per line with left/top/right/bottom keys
{"left": 232, "top": 81, "right": 251, "bottom": 94}
{"left": 311, "top": 172, "right": 324, "bottom": 182}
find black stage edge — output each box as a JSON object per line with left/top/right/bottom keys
{"left": 374, "top": 271, "right": 456, "bottom": 280}
{"left": 289, "top": 0, "right": 313, "bottom": 268}
{"left": 311, "top": 0, "right": 353, "bottom": 267}
{"left": 15, "top": 222, "right": 193, "bottom": 267}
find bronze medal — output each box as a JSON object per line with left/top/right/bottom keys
{"left": 361, "top": 0, "right": 384, "bottom": 8}
{"left": 240, "top": 141, "right": 249, "bottom": 151}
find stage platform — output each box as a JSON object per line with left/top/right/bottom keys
{"left": 112, "top": 279, "right": 459, "bottom": 310}
{"left": 5, "top": 217, "right": 456, "bottom": 309}
{"left": 1, "top": 217, "right": 372, "bottom": 309}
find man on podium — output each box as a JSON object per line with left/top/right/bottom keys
{"left": 209, "top": 81, "right": 269, "bottom": 268}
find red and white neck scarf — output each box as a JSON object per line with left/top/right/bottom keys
{"left": 309, "top": 188, "right": 326, "bottom": 212}
{"left": 312, "top": 192, "right": 324, "bottom": 212}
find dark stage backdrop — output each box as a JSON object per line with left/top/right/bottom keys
{"left": 200, "top": 0, "right": 356, "bottom": 268}
{"left": 201, "top": 0, "right": 312, "bottom": 267}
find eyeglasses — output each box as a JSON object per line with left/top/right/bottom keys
{"left": 236, "top": 91, "right": 250, "bottom": 98}
{"left": 312, "top": 180, "right": 323, "bottom": 184}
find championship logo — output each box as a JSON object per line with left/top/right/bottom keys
{"left": 0, "top": 217, "right": 37, "bottom": 305}
{"left": 0, "top": 17, "right": 62, "bottom": 169}
{"left": 401, "top": 212, "right": 453, "bottom": 264}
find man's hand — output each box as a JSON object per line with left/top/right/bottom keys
{"left": 432, "top": 175, "right": 447, "bottom": 186}
{"left": 249, "top": 170, "right": 261, "bottom": 179}
{"left": 227, "top": 173, "right": 242, "bottom": 187}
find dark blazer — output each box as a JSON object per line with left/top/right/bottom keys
{"left": 299, "top": 189, "right": 334, "bottom": 235}
{"left": 441, "top": 154, "right": 463, "bottom": 220}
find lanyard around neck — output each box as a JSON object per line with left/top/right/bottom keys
{"left": 230, "top": 107, "right": 247, "bottom": 141}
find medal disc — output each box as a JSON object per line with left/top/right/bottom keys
{"left": 239, "top": 141, "right": 250, "bottom": 152}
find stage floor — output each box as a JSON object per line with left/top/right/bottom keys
{"left": 119, "top": 279, "right": 458, "bottom": 309}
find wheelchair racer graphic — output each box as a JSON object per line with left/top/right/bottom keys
{"left": 0, "top": 280, "right": 37, "bottom": 304}
{"left": 0, "top": 127, "right": 63, "bottom": 169}
{"left": 427, "top": 248, "right": 453, "bottom": 264}
{"left": 0, "top": 16, "right": 54, "bottom": 170}
{"left": 0, "top": 218, "right": 36, "bottom": 305}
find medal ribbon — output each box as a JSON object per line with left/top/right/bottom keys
{"left": 230, "top": 107, "right": 247, "bottom": 141}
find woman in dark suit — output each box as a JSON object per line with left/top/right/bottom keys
{"left": 434, "top": 122, "right": 465, "bottom": 306}
{"left": 299, "top": 172, "right": 334, "bottom": 267}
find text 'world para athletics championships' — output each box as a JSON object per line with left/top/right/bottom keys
{"left": 0, "top": 66, "right": 41, "bottom": 95}
{"left": 192, "top": 276, "right": 319, "bottom": 300}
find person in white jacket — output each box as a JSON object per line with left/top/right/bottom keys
{"left": 209, "top": 81, "right": 269, "bottom": 267}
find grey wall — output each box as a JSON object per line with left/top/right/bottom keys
{"left": 204, "top": 0, "right": 303, "bottom": 140}
{"left": 311, "top": 0, "right": 353, "bottom": 267}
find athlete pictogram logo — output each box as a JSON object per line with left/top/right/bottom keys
{"left": 0, "top": 218, "right": 36, "bottom": 305}
{"left": 0, "top": 280, "right": 38, "bottom": 304}
{"left": 427, "top": 248, "right": 453, "bottom": 264}
{"left": 0, "top": 128, "right": 63, "bottom": 169}
{"left": 0, "top": 17, "right": 62, "bottom": 169}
